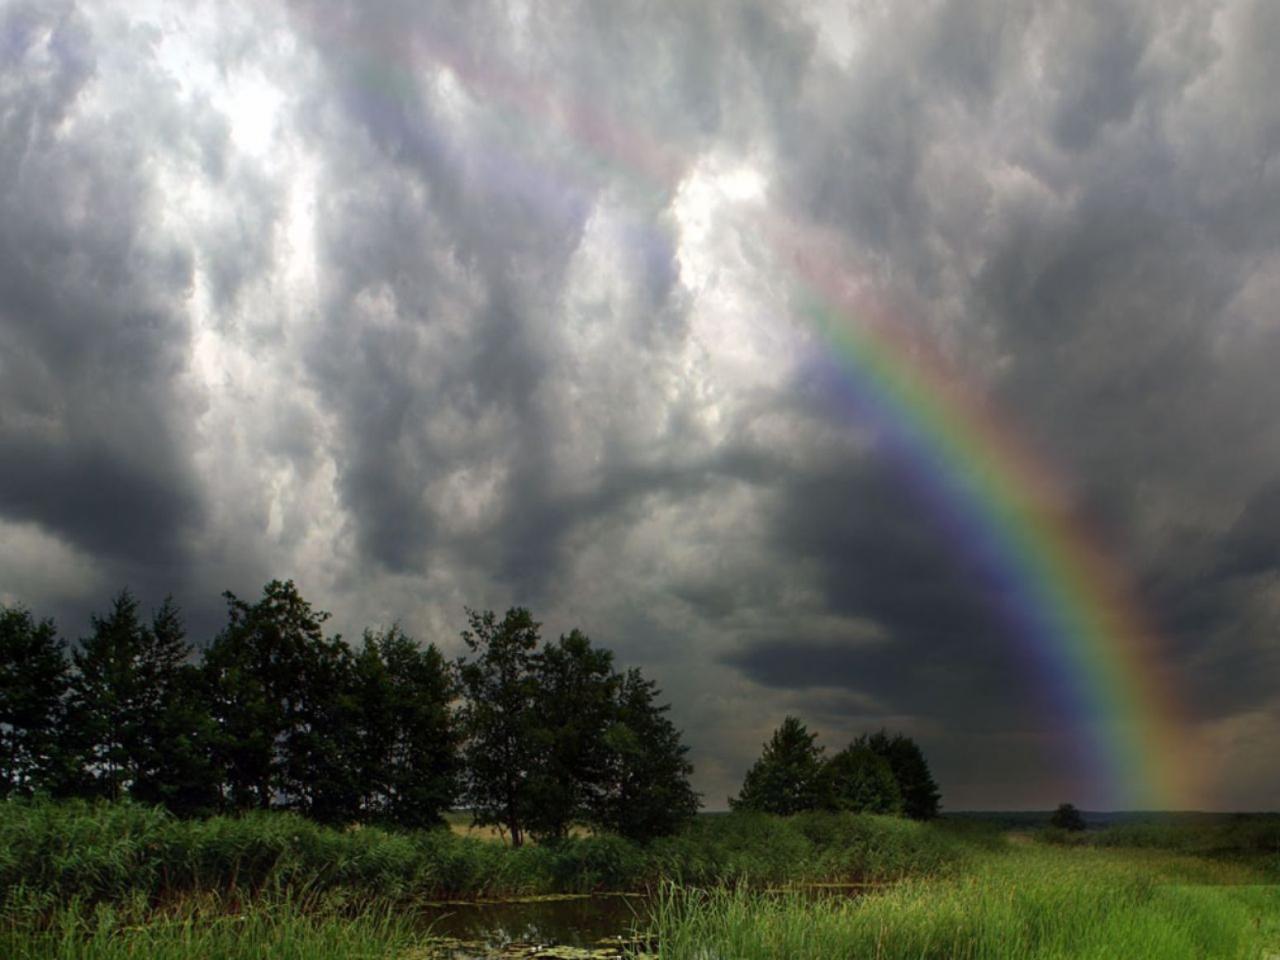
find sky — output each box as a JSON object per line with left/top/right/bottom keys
{"left": 1, "top": 0, "right": 1277, "bottom": 811}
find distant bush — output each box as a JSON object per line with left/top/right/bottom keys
{"left": 1050, "top": 803, "right": 1086, "bottom": 832}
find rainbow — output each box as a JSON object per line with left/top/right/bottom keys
{"left": 292, "top": 9, "right": 1192, "bottom": 808}
{"left": 771, "top": 219, "right": 1190, "bottom": 807}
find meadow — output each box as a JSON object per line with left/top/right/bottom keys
{"left": 2, "top": 800, "right": 1277, "bottom": 959}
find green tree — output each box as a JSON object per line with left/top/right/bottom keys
{"left": 1050, "top": 801, "right": 1086, "bottom": 832}
{"left": 731, "top": 715, "right": 825, "bottom": 815}
{"left": 66, "top": 592, "right": 153, "bottom": 799}
{"left": 351, "top": 625, "right": 459, "bottom": 828}
{"left": 0, "top": 605, "right": 68, "bottom": 796}
{"left": 592, "top": 668, "right": 700, "bottom": 840}
{"left": 67, "top": 593, "right": 219, "bottom": 808}
{"left": 525, "top": 629, "right": 619, "bottom": 841}
{"left": 855, "top": 730, "right": 941, "bottom": 821}
{"left": 127, "top": 599, "right": 219, "bottom": 816}
{"left": 457, "top": 608, "right": 541, "bottom": 846}
{"left": 203, "top": 580, "right": 357, "bottom": 820}
{"left": 818, "top": 744, "right": 901, "bottom": 815}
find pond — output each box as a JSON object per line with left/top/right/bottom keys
{"left": 410, "top": 893, "right": 655, "bottom": 959}
{"left": 406, "top": 883, "right": 879, "bottom": 958}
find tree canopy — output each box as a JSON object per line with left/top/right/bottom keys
{"left": 731, "top": 716, "right": 826, "bottom": 815}
{"left": 456, "top": 610, "right": 700, "bottom": 845}
{"left": 855, "top": 730, "right": 942, "bottom": 821}
{"left": 0, "top": 605, "right": 67, "bottom": 797}
{"left": 819, "top": 744, "right": 902, "bottom": 815}
{"left": 1050, "top": 802, "right": 1087, "bottom": 831}
{"left": 732, "top": 721, "right": 941, "bottom": 821}
{"left": 6, "top": 583, "right": 719, "bottom": 843}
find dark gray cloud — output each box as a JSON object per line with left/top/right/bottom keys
{"left": 1, "top": 0, "right": 1278, "bottom": 809}
{"left": 0, "top": 2, "right": 201, "bottom": 573}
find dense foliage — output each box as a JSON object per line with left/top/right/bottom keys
{"left": 458, "top": 610, "right": 699, "bottom": 845}
{"left": 731, "top": 716, "right": 826, "bottom": 815}
{"left": 0, "top": 585, "right": 698, "bottom": 841}
{"left": 733, "top": 719, "right": 941, "bottom": 821}
{"left": 0, "top": 608, "right": 66, "bottom": 796}
{"left": 0, "top": 799, "right": 970, "bottom": 908}
{"left": 855, "top": 729, "right": 942, "bottom": 820}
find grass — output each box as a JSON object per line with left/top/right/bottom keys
{"left": 653, "top": 845, "right": 1280, "bottom": 960}
{"left": 0, "top": 800, "right": 970, "bottom": 907}
{"left": 3, "top": 801, "right": 1277, "bottom": 958}
{"left": 1042, "top": 814, "right": 1280, "bottom": 857}
{"left": 0, "top": 893, "right": 420, "bottom": 960}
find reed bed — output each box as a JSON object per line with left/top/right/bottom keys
{"left": 0, "top": 891, "right": 420, "bottom": 960}
{"left": 0, "top": 800, "right": 971, "bottom": 910}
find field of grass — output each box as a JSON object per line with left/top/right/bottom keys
{"left": 2, "top": 800, "right": 1277, "bottom": 959}
{"left": 655, "top": 845, "right": 1280, "bottom": 960}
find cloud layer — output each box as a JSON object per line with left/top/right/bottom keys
{"left": 2, "top": 0, "right": 1277, "bottom": 809}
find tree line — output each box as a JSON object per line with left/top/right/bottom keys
{"left": 731, "top": 715, "right": 941, "bottom": 820}
{"left": 0, "top": 581, "right": 699, "bottom": 844}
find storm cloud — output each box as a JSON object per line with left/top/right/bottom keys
{"left": 1, "top": 0, "right": 1277, "bottom": 810}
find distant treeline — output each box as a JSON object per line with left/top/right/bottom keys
{"left": 0, "top": 581, "right": 698, "bottom": 844}
{"left": 730, "top": 715, "right": 942, "bottom": 821}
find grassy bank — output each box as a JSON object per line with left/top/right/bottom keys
{"left": 654, "top": 845, "right": 1280, "bottom": 960}
{"left": 6, "top": 801, "right": 1277, "bottom": 959}
{"left": 0, "top": 799, "right": 970, "bottom": 910}
{"left": 0, "top": 894, "right": 419, "bottom": 960}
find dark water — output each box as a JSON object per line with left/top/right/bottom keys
{"left": 412, "top": 893, "right": 651, "bottom": 953}
{"left": 408, "top": 885, "right": 875, "bottom": 956}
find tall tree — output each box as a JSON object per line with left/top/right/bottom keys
{"left": 525, "top": 629, "right": 619, "bottom": 841}
{"left": 457, "top": 608, "right": 541, "bottom": 847}
{"left": 66, "top": 592, "right": 152, "bottom": 799}
{"left": 731, "top": 715, "right": 825, "bottom": 815}
{"left": 128, "top": 599, "right": 220, "bottom": 816}
{"left": 819, "top": 744, "right": 902, "bottom": 815}
{"left": 351, "top": 625, "right": 459, "bottom": 828}
{"left": 855, "top": 730, "right": 941, "bottom": 821}
{"left": 0, "top": 606, "right": 68, "bottom": 796}
{"left": 203, "top": 580, "right": 357, "bottom": 819}
{"left": 592, "top": 668, "right": 700, "bottom": 840}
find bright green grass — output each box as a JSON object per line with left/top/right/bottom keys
{"left": 653, "top": 846, "right": 1280, "bottom": 960}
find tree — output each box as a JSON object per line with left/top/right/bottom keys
{"left": 0, "top": 605, "right": 68, "bottom": 796}
{"left": 203, "top": 580, "right": 357, "bottom": 819}
{"left": 351, "top": 625, "right": 459, "bottom": 828}
{"left": 731, "top": 716, "right": 825, "bottom": 815}
{"left": 525, "top": 629, "right": 619, "bottom": 841}
{"left": 457, "top": 608, "right": 541, "bottom": 847}
{"left": 66, "top": 592, "right": 153, "bottom": 799}
{"left": 591, "top": 668, "right": 700, "bottom": 840}
{"left": 819, "top": 744, "right": 901, "bottom": 815}
{"left": 1050, "top": 802, "right": 1086, "bottom": 832}
{"left": 855, "top": 730, "right": 941, "bottom": 821}
{"left": 127, "top": 598, "right": 220, "bottom": 816}
{"left": 66, "top": 593, "right": 220, "bottom": 810}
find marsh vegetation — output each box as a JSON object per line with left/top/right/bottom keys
{"left": 2, "top": 800, "right": 1278, "bottom": 959}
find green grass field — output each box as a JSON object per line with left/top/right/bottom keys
{"left": 2, "top": 801, "right": 1277, "bottom": 959}
{"left": 655, "top": 846, "right": 1280, "bottom": 960}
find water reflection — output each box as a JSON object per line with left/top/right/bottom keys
{"left": 413, "top": 893, "right": 651, "bottom": 957}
